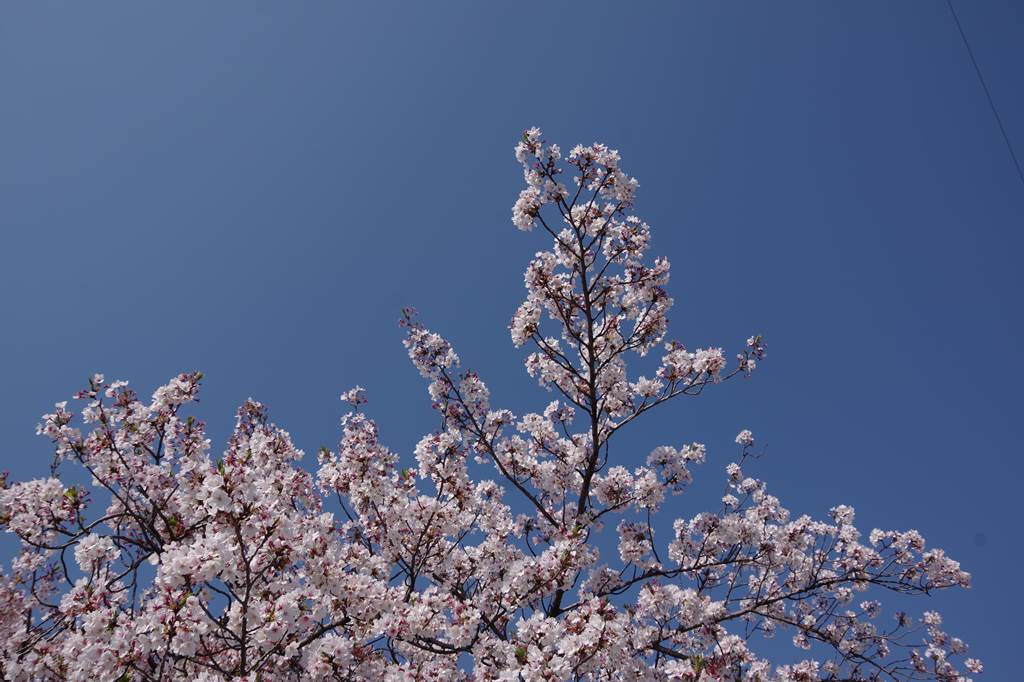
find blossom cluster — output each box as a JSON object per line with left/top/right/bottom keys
{"left": 0, "top": 131, "right": 979, "bottom": 681}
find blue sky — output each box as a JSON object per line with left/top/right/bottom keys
{"left": 2, "top": 1, "right": 1022, "bottom": 675}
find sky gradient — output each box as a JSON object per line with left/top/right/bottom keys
{"left": 2, "top": 1, "right": 1022, "bottom": 675}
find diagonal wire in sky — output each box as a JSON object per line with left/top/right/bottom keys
{"left": 945, "top": 0, "right": 1024, "bottom": 190}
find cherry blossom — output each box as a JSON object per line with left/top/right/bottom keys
{"left": 0, "top": 130, "right": 979, "bottom": 681}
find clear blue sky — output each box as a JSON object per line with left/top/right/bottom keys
{"left": 2, "top": 1, "right": 1021, "bottom": 675}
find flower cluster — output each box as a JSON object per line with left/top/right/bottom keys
{"left": 0, "top": 131, "right": 979, "bottom": 681}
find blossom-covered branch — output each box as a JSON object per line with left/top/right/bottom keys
{"left": 0, "top": 130, "right": 979, "bottom": 681}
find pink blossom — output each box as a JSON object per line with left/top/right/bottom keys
{"left": 0, "top": 130, "right": 979, "bottom": 681}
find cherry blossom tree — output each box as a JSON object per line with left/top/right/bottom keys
{"left": 0, "top": 129, "right": 980, "bottom": 681}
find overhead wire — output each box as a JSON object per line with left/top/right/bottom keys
{"left": 944, "top": 0, "right": 1024, "bottom": 190}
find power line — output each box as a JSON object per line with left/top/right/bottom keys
{"left": 945, "top": 0, "right": 1024, "bottom": 190}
